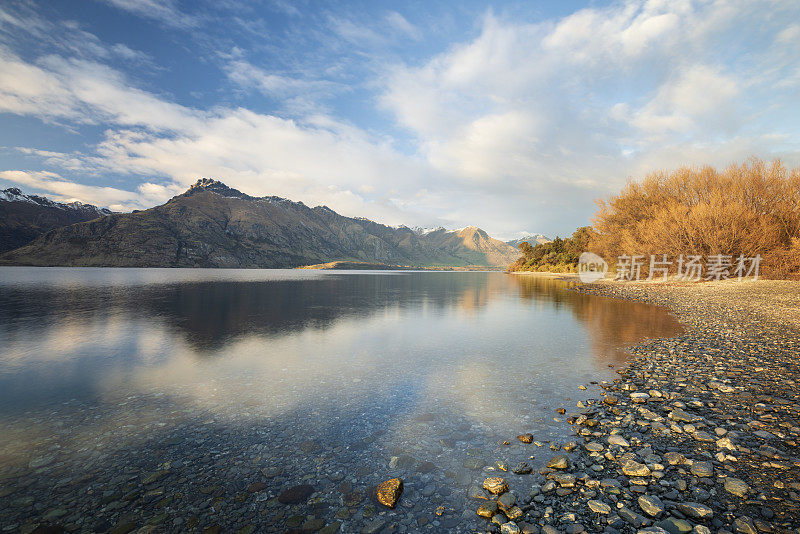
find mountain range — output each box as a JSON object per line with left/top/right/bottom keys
{"left": 0, "top": 179, "right": 531, "bottom": 268}
{"left": 0, "top": 188, "right": 112, "bottom": 254}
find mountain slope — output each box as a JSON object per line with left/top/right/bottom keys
{"left": 0, "top": 188, "right": 112, "bottom": 253}
{"left": 0, "top": 179, "right": 520, "bottom": 268}
{"left": 423, "top": 226, "right": 523, "bottom": 267}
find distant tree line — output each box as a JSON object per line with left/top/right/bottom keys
{"left": 508, "top": 226, "right": 593, "bottom": 273}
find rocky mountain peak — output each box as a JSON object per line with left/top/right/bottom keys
{"left": 187, "top": 178, "right": 249, "bottom": 199}
{"left": 410, "top": 226, "right": 446, "bottom": 236}
{"left": 458, "top": 226, "right": 489, "bottom": 239}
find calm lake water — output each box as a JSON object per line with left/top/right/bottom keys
{"left": 0, "top": 268, "right": 682, "bottom": 533}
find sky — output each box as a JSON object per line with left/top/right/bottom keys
{"left": 0, "top": 0, "right": 799, "bottom": 239}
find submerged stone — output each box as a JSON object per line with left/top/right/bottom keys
{"left": 278, "top": 484, "right": 315, "bottom": 504}
{"left": 376, "top": 478, "right": 403, "bottom": 508}
{"left": 477, "top": 501, "right": 499, "bottom": 518}
{"left": 483, "top": 477, "right": 509, "bottom": 494}
{"left": 547, "top": 455, "right": 570, "bottom": 469}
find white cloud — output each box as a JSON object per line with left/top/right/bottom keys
{"left": 14, "top": 147, "right": 98, "bottom": 173}
{"left": 0, "top": 4, "right": 152, "bottom": 62}
{"left": 379, "top": 0, "right": 800, "bottom": 229}
{"left": 776, "top": 23, "right": 800, "bottom": 44}
{"left": 429, "top": 110, "right": 543, "bottom": 181}
{"left": 2, "top": 0, "right": 800, "bottom": 238}
{"left": 328, "top": 16, "right": 386, "bottom": 48}
{"left": 623, "top": 64, "right": 740, "bottom": 136}
{"left": 0, "top": 47, "right": 202, "bottom": 131}
{"left": 385, "top": 12, "right": 421, "bottom": 41}
{"left": 89, "top": 109, "right": 441, "bottom": 224}
{"left": 101, "top": 0, "right": 198, "bottom": 29}
{"left": 110, "top": 43, "right": 152, "bottom": 63}
{"left": 268, "top": 0, "right": 301, "bottom": 17}
{"left": 225, "top": 60, "right": 341, "bottom": 101}
{"left": 0, "top": 169, "right": 173, "bottom": 210}
{"left": 0, "top": 45, "right": 440, "bottom": 224}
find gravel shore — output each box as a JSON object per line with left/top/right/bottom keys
{"left": 473, "top": 279, "right": 800, "bottom": 534}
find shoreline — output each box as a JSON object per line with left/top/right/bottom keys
{"left": 475, "top": 279, "right": 799, "bottom": 534}
{"left": 507, "top": 271, "right": 579, "bottom": 281}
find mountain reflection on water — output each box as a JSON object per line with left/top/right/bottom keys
{"left": 511, "top": 274, "right": 684, "bottom": 364}
{"left": 1, "top": 269, "right": 680, "bottom": 353}
{"left": 0, "top": 269, "right": 685, "bottom": 427}
{"left": 0, "top": 268, "right": 683, "bottom": 532}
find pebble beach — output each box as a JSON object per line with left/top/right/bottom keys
{"left": 472, "top": 279, "right": 800, "bottom": 534}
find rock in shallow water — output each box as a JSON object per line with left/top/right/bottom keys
{"left": 607, "top": 434, "right": 630, "bottom": 447}
{"left": 376, "top": 478, "right": 403, "bottom": 508}
{"left": 546, "top": 455, "right": 570, "bottom": 469}
{"left": 512, "top": 462, "right": 532, "bottom": 474}
{"left": 477, "top": 501, "right": 498, "bottom": 518}
{"left": 278, "top": 484, "right": 315, "bottom": 504}
{"left": 497, "top": 492, "right": 516, "bottom": 510}
{"left": 664, "top": 452, "right": 686, "bottom": 465}
{"left": 483, "top": 477, "right": 509, "bottom": 495}
{"left": 732, "top": 516, "right": 757, "bottom": 534}
{"left": 468, "top": 484, "right": 489, "bottom": 500}
{"left": 669, "top": 408, "right": 700, "bottom": 423}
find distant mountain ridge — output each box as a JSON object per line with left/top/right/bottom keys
{"left": 506, "top": 234, "right": 551, "bottom": 248}
{"left": 0, "top": 179, "right": 522, "bottom": 268}
{"left": 0, "top": 187, "right": 113, "bottom": 253}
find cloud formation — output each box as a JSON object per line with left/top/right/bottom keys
{"left": 0, "top": 1, "right": 799, "bottom": 238}
{"left": 100, "top": 0, "right": 198, "bottom": 28}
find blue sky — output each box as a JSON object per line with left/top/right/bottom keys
{"left": 0, "top": 0, "right": 799, "bottom": 239}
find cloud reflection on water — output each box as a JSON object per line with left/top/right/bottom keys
{"left": 0, "top": 270, "right": 683, "bottom": 471}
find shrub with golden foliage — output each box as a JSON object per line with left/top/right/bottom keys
{"left": 590, "top": 159, "right": 800, "bottom": 279}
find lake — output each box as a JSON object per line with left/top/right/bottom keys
{"left": 0, "top": 268, "right": 683, "bottom": 533}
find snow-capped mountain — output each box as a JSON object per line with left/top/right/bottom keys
{"left": 1, "top": 179, "right": 521, "bottom": 268}
{"left": 506, "top": 234, "right": 551, "bottom": 248}
{"left": 1, "top": 187, "right": 112, "bottom": 253}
